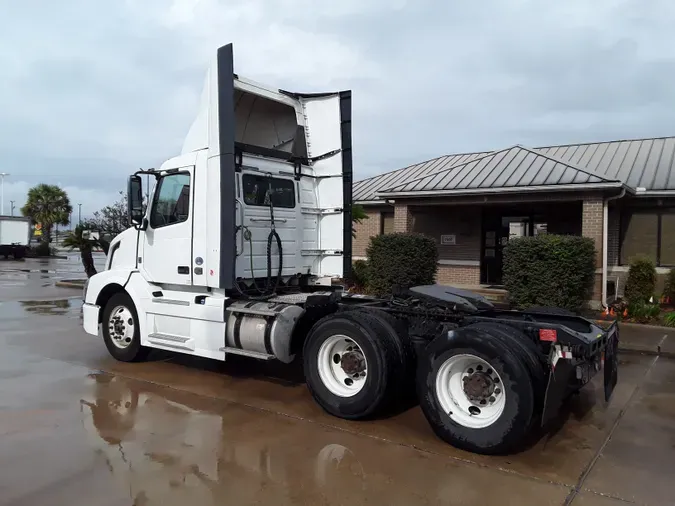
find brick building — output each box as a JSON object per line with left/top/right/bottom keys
{"left": 352, "top": 138, "right": 675, "bottom": 308}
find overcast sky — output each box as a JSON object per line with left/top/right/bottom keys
{"left": 2, "top": 0, "right": 675, "bottom": 218}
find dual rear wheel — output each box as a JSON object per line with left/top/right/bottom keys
{"left": 304, "top": 313, "right": 542, "bottom": 455}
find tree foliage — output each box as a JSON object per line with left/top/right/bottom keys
{"left": 503, "top": 234, "right": 596, "bottom": 312}
{"left": 82, "top": 191, "right": 133, "bottom": 254}
{"left": 62, "top": 225, "right": 99, "bottom": 278}
{"left": 20, "top": 184, "right": 72, "bottom": 244}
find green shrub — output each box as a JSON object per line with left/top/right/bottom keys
{"left": 624, "top": 256, "right": 656, "bottom": 304}
{"left": 33, "top": 241, "right": 52, "bottom": 257}
{"left": 665, "top": 268, "right": 675, "bottom": 302}
{"left": 349, "top": 259, "right": 370, "bottom": 288}
{"left": 663, "top": 312, "right": 675, "bottom": 327}
{"left": 627, "top": 301, "right": 661, "bottom": 324}
{"left": 366, "top": 233, "right": 438, "bottom": 296}
{"left": 502, "top": 234, "right": 596, "bottom": 312}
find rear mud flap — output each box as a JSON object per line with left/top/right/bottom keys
{"left": 541, "top": 322, "right": 620, "bottom": 427}
{"left": 603, "top": 322, "right": 619, "bottom": 402}
{"left": 541, "top": 357, "right": 575, "bottom": 427}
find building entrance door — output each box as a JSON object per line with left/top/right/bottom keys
{"left": 481, "top": 209, "right": 548, "bottom": 286}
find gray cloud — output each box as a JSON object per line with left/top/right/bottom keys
{"left": 2, "top": 0, "right": 675, "bottom": 216}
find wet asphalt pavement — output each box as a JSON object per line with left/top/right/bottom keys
{"left": 1, "top": 257, "right": 674, "bottom": 505}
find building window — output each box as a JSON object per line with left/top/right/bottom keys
{"left": 242, "top": 174, "right": 295, "bottom": 209}
{"left": 620, "top": 208, "right": 675, "bottom": 267}
{"left": 381, "top": 212, "right": 394, "bottom": 235}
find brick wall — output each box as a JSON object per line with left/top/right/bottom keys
{"left": 394, "top": 204, "right": 414, "bottom": 232}
{"left": 436, "top": 264, "right": 481, "bottom": 286}
{"left": 581, "top": 196, "right": 604, "bottom": 306}
{"left": 352, "top": 207, "right": 382, "bottom": 258}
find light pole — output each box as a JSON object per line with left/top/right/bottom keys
{"left": 0, "top": 172, "right": 9, "bottom": 216}
{"left": 78, "top": 203, "right": 82, "bottom": 224}
{"left": 10, "top": 200, "right": 15, "bottom": 216}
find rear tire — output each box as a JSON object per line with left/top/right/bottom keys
{"left": 101, "top": 292, "right": 149, "bottom": 362}
{"left": 303, "top": 309, "right": 408, "bottom": 420}
{"left": 417, "top": 327, "right": 534, "bottom": 455}
{"left": 462, "top": 321, "right": 547, "bottom": 415}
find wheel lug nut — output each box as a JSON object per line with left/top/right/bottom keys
{"left": 489, "top": 396, "right": 496, "bottom": 403}
{"left": 487, "top": 369, "right": 493, "bottom": 375}
{"left": 467, "top": 368, "right": 474, "bottom": 374}
{"left": 495, "top": 388, "right": 501, "bottom": 395}
{"left": 476, "top": 365, "right": 483, "bottom": 371}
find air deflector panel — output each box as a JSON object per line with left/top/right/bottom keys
{"left": 217, "top": 43, "right": 237, "bottom": 290}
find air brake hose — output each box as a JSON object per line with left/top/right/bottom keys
{"left": 234, "top": 180, "right": 283, "bottom": 299}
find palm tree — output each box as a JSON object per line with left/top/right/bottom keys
{"left": 62, "top": 225, "right": 98, "bottom": 278}
{"left": 21, "top": 184, "right": 72, "bottom": 245}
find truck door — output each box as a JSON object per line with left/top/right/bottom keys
{"left": 140, "top": 167, "right": 194, "bottom": 285}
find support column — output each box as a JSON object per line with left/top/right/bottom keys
{"left": 393, "top": 204, "right": 413, "bottom": 233}
{"left": 582, "top": 196, "right": 604, "bottom": 308}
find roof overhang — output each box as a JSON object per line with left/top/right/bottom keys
{"left": 634, "top": 190, "right": 675, "bottom": 197}
{"left": 375, "top": 182, "right": 634, "bottom": 200}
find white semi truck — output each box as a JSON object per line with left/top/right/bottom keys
{"left": 0, "top": 216, "right": 31, "bottom": 259}
{"left": 82, "top": 43, "right": 619, "bottom": 455}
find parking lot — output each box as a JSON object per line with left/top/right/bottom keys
{"left": 1, "top": 256, "right": 674, "bottom": 505}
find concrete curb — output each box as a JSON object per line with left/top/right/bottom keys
{"left": 618, "top": 345, "right": 675, "bottom": 359}
{"left": 55, "top": 280, "right": 85, "bottom": 289}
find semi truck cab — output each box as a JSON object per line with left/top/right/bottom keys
{"left": 82, "top": 43, "right": 352, "bottom": 362}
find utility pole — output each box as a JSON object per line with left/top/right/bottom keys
{"left": 10, "top": 200, "right": 15, "bottom": 216}
{"left": 78, "top": 203, "right": 82, "bottom": 224}
{"left": 0, "top": 172, "right": 9, "bottom": 216}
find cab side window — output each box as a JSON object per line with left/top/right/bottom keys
{"left": 150, "top": 173, "right": 191, "bottom": 228}
{"left": 242, "top": 174, "right": 295, "bottom": 208}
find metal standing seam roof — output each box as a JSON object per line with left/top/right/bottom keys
{"left": 376, "top": 145, "right": 624, "bottom": 197}
{"left": 354, "top": 136, "right": 675, "bottom": 202}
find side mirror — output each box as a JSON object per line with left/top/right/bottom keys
{"left": 127, "top": 175, "right": 145, "bottom": 226}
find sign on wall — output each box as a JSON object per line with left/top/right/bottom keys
{"left": 440, "top": 234, "right": 456, "bottom": 245}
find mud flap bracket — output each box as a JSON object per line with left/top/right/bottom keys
{"left": 541, "top": 355, "right": 575, "bottom": 427}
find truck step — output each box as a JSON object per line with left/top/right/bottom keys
{"left": 220, "top": 346, "right": 274, "bottom": 361}
{"left": 148, "top": 332, "right": 190, "bottom": 343}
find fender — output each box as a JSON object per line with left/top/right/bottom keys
{"left": 84, "top": 269, "right": 158, "bottom": 339}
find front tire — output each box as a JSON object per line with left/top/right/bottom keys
{"left": 417, "top": 327, "right": 534, "bottom": 455}
{"left": 101, "top": 292, "right": 149, "bottom": 362}
{"left": 303, "top": 310, "right": 408, "bottom": 420}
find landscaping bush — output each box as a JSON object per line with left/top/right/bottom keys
{"left": 502, "top": 234, "right": 596, "bottom": 312}
{"left": 366, "top": 233, "right": 438, "bottom": 296}
{"left": 664, "top": 268, "right": 675, "bottom": 302}
{"left": 624, "top": 256, "right": 656, "bottom": 304}
{"left": 33, "top": 241, "right": 52, "bottom": 257}
{"left": 349, "top": 259, "right": 370, "bottom": 289}
{"left": 627, "top": 301, "right": 661, "bottom": 324}
{"left": 663, "top": 312, "right": 675, "bottom": 328}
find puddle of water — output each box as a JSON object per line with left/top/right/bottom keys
{"left": 18, "top": 298, "right": 83, "bottom": 316}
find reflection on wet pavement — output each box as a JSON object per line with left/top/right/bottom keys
{"left": 1, "top": 366, "right": 569, "bottom": 506}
